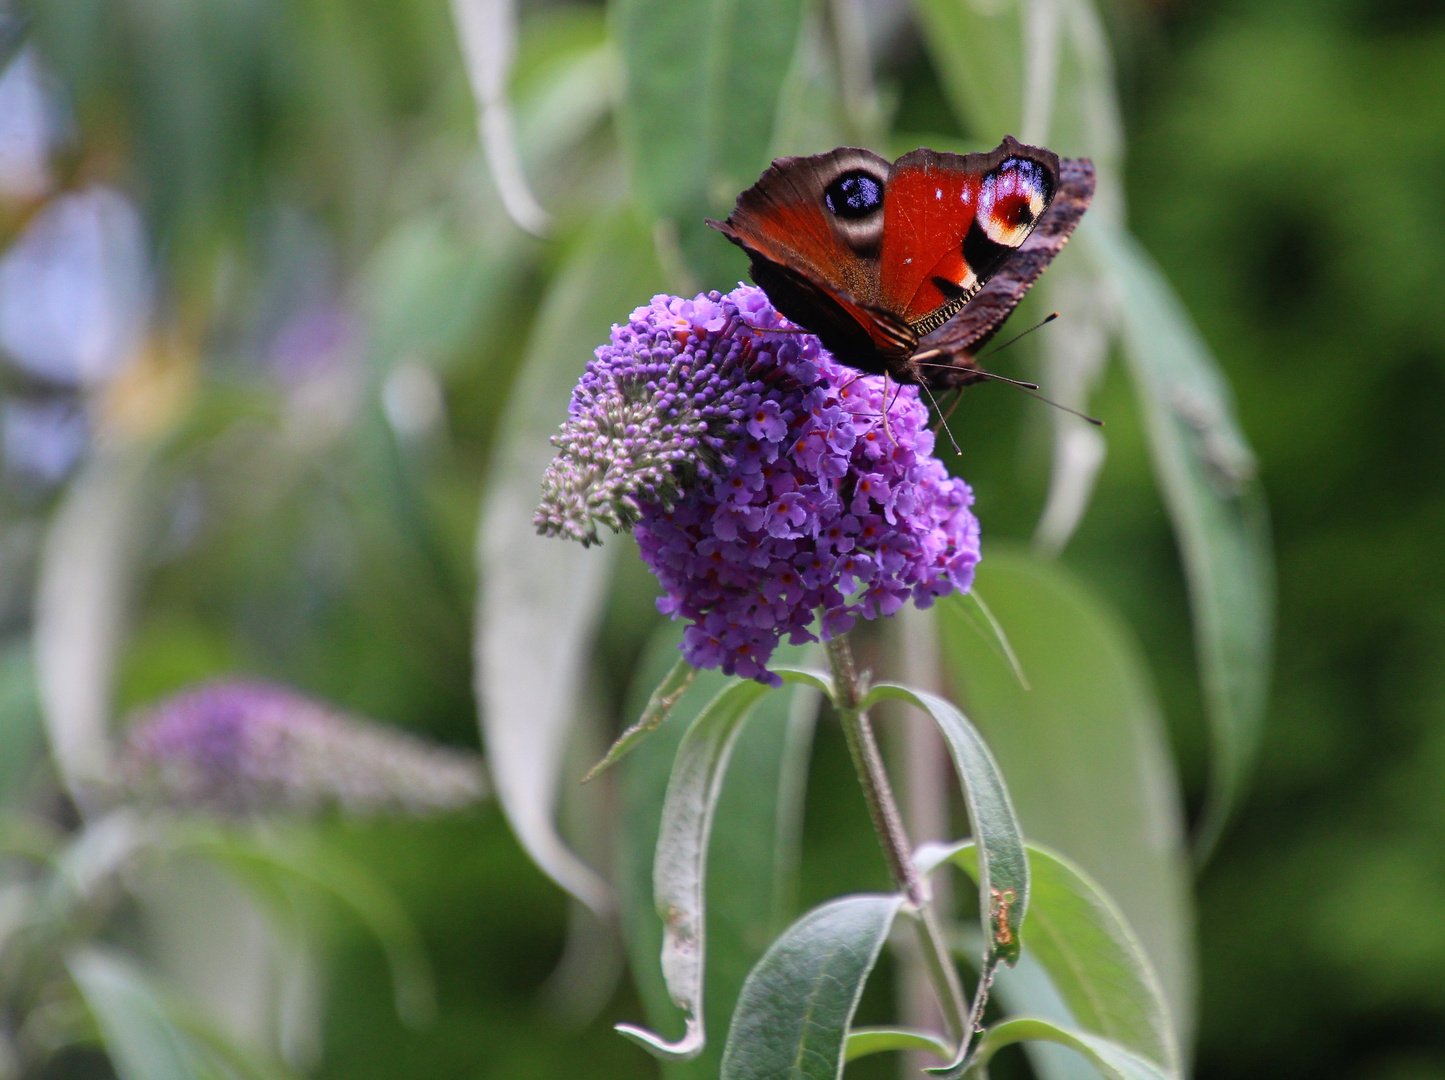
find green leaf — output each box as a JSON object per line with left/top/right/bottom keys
{"left": 936, "top": 552, "right": 1195, "bottom": 1049}
{"left": 34, "top": 443, "right": 157, "bottom": 800}
{"left": 910, "top": 0, "right": 1024, "bottom": 139}
{"left": 583, "top": 656, "right": 696, "bottom": 782}
{"left": 615, "top": 678, "right": 775, "bottom": 1059}
{"left": 615, "top": 629, "right": 820, "bottom": 1078}
{"left": 475, "top": 210, "right": 665, "bottom": 915}
{"left": 611, "top": 0, "right": 807, "bottom": 283}
{"left": 68, "top": 948, "right": 210, "bottom": 1080}
{"left": 966, "top": 1018, "right": 1173, "bottom": 1080}
{"left": 921, "top": 842, "right": 1180, "bottom": 1078}
{"left": 941, "top": 590, "right": 1029, "bottom": 691}
{"left": 862, "top": 683, "right": 1028, "bottom": 965}
{"left": 845, "top": 1027, "right": 952, "bottom": 1064}
{"left": 1087, "top": 223, "right": 1274, "bottom": 860}
{"left": 719, "top": 894, "right": 904, "bottom": 1080}
{"left": 0, "top": 640, "right": 43, "bottom": 809}
{"left": 178, "top": 826, "right": 435, "bottom": 1028}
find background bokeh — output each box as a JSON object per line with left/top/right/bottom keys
{"left": 0, "top": 0, "right": 1441, "bottom": 1078}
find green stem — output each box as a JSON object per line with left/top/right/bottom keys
{"left": 824, "top": 634, "right": 969, "bottom": 1050}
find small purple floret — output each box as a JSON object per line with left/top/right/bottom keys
{"left": 536, "top": 285, "right": 981, "bottom": 684}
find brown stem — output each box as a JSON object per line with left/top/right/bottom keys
{"left": 824, "top": 635, "right": 969, "bottom": 1049}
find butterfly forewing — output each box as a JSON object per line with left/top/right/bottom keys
{"left": 877, "top": 140, "right": 1060, "bottom": 334}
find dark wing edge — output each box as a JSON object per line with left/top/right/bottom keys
{"left": 911, "top": 156, "right": 1096, "bottom": 387}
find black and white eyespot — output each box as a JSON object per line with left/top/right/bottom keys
{"left": 824, "top": 171, "right": 884, "bottom": 219}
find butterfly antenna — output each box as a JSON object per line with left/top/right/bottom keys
{"left": 911, "top": 361, "right": 1103, "bottom": 426}
{"left": 975, "top": 311, "right": 1060, "bottom": 362}
{"left": 921, "top": 383, "right": 963, "bottom": 455}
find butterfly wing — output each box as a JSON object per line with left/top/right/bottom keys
{"left": 709, "top": 147, "right": 918, "bottom": 371}
{"left": 710, "top": 137, "right": 1085, "bottom": 384}
{"left": 877, "top": 138, "right": 1061, "bottom": 335}
{"left": 911, "top": 155, "right": 1096, "bottom": 385}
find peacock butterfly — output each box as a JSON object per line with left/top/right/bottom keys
{"left": 708, "top": 136, "right": 1095, "bottom": 388}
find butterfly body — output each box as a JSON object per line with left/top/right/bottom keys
{"left": 709, "top": 136, "right": 1095, "bottom": 387}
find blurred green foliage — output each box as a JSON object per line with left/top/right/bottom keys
{"left": 0, "top": 0, "right": 1441, "bottom": 1077}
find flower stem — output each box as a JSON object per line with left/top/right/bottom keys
{"left": 824, "top": 634, "right": 969, "bottom": 1049}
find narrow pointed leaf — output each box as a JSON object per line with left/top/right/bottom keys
{"left": 910, "top": 0, "right": 1024, "bottom": 138}
{"left": 941, "top": 590, "right": 1029, "bottom": 690}
{"left": 1088, "top": 223, "right": 1274, "bottom": 860}
{"left": 720, "top": 894, "right": 905, "bottom": 1080}
{"left": 615, "top": 678, "right": 775, "bottom": 1059}
{"left": 863, "top": 682, "right": 1027, "bottom": 965}
{"left": 845, "top": 1027, "right": 952, "bottom": 1064}
{"left": 615, "top": 632, "right": 821, "bottom": 1078}
{"left": 68, "top": 948, "right": 208, "bottom": 1080}
{"left": 583, "top": 656, "right": 696, "bottom": 783}
{"left": 967, "top": 1018, "right": 1173, "bottom": 1080}
{"left": 936, "top": 552, "right": 1194, "bottom": 1046}
{"left": 611, "top": 0, "right": 807, "bottom": 282}
{"left": 476, "top": 211, "right": 664, "bottom": 915}
{"left": 921, "top": 841, "right": 1180, "bottom": 1077}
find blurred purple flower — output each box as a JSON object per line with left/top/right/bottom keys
{"left": 536, "top": 285, "right": 981, "bottom": 684}
{"left": 120, "top": 680, "right": 486, "bottom": 816}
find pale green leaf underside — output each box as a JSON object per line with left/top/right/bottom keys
{"left": 921, "top": 841, "right": 1180, "bottom": 1078}
{"left": 863, "top": 683, "right": 1028, "bottom": 965}
{"left": 967, "top": 1018, "right": 1174, "bottom": 1080}
{"left": 720, "top": 894, "right": 904, "bottom": 1080}
{"left": 1087, "top": 223, "right": 1274, "bottom": 862}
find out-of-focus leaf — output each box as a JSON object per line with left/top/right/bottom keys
{"left": 845, "top": 1027, "right": 952, "bottom": 1064}
{"left": 450, "top": 0, "right": 551, "bottom": 235}
{"left": 936, "top": 552, "right": 1195, "bottom": 1048}
{"left": 0, "top": 640, "right": 42, "bottom": 807}
{"left": 965, "top": 1018, "right": 1173, "bottom": 1080}
{"left": 70, "top": 946, "right": 300, "bottom": 1080}
{"left": 583, "top": 656, "right": 695, "bottom": 782}
{"left": 615, "top": 678, "right": 774, "bottom": 1059}
{"left": 34, "top": 445, "right": 155, "bottom": 802}
{"left": 922, "top": 842, "right": 1180, "bottom": 1078}
{"left": 178, "top": 825, "right": 434, "bottom": 1028}
{"left": 0, "top": 12, "right": 26, "bottom": 68}
{"left": 616, "top": 629, "right": 820, "bottom": 1079}
{"left": 862, "top": 682, "right": 1028, "bottom": 966}
{"left": 940, "top": 590, "right": 1028, "bottom": 690}
{"left": 1088, "top": 224, "right": 1274, "bottom": 861}
{"left": 68, "top": 948, "right": 207, "bottom": 1080}
{"left": 513, "top": 19, "right": 617, "bottom": 174}
{"left": 910, "top": 0, "right": 1023, "bottom": 139}
{"left": 611, "top": 0, "right": 807, "bottom": 282}
{"left": 719, "top": 894, "right": 903, "bottom": 1080}
{"left": 767, "top": 10, "right": 849, "bottom": 159}
{"left": 1048, "top": 0, "right": 1123, "bottom": 218}
{"left": 476, "top": 211, "right": 664, "bottom": 916}
{"left": 362, "top": 213, "right": 527, "bottom": 376}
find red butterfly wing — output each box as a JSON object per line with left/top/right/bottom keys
{"left": 878, "top": 139, "right": 1060, "bottom": 333}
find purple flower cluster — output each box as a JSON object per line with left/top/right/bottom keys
{"left": 536, "top": 285, "right": 981, "bottom": 684}
{"left": 120, "top": 680, "right": 487, "bottom": 816}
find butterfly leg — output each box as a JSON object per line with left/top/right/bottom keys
{"left": 882, "top": 372, "right": 900, "bottom": 445}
